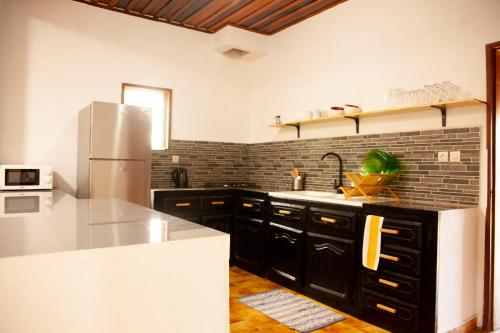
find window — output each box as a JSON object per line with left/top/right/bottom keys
{"left": 121, "top": 83, "right": 172, "bottom": 150}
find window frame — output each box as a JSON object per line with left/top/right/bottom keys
{"left": 121, "top": 82, "right": 172, "bottom": 151}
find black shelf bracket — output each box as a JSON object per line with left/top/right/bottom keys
{"left": 344, "top": 116, "right": 360, "bottom": 134}
{"left": 430, "top": 105, "right": 447, "bottom": 127}
{"left": 286, "top": 124, "right": 301, "bottom": 138}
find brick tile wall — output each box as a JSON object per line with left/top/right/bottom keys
{"left": 151, "top": 140, "right": 248, "bottom": 189}
{"left": 152, "top": 127, "right": 480, "bottom": 205}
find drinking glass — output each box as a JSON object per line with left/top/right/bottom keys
{"left": 385, "top": 88, "right": 399, "bottom": 107}
{"left": 416, "top": 89, "right": 426, "bottom": 105}
{"left": 423, "top": 85, "right": 434, "bottom": 103}
{"left": 409, "top": 90, "right": 418, "bottom": 105}
{"left": 443, "top": 81, "right": 460, "bottom": 100}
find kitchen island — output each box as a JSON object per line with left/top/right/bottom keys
{"left": 0, "top": 190, "right": 230, "bottom": 333}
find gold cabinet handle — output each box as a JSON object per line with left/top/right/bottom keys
{"left": 320, "top": 216, "right": 337, "bottom": 224}
{"left": 376, "top": 303, "right": 397, "bottom": 314}
{"left": 381, "top": 228, "right": 400, "bottom": 235}
{"left": 211, "top": 201, "right": 225, "bottom": 205}
{"left": 175, "top": 202, "right": 191, "bottom": 207}
{"left": 380, "top": 253, "right": 400, "bottom": 262}
{"left": 242, "top": 203, "right": 254, "bottom": 208}
{"left": 278, "top": 209, "right": 291, "bottom": 215}
{"left": 378, "top": 278, "right": 399, "bottom": 288}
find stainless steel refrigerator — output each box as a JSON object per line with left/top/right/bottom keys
{"left": 76, "top": 101, "right": 152, "bottom": 207}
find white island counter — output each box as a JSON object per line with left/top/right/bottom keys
{"left": 0, "top": 190, "right": 230, "bottom": 333}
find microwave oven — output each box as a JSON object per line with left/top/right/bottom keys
{"left": 0, "top": 165, "right": 53, "bottom": 190}
{"left": 0, "top": 191, "right": 53, "bottom": 217}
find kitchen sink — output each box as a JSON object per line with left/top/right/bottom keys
{"left": 267, "top": 190, "right": 367, "bottom": 206}
{"left": 269, "top": 190, "right": 394, "bottom": 207}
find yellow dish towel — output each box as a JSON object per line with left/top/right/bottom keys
{"left": 362, "top": 215, "right": 384, "bottom": 270}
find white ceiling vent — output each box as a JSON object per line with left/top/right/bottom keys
{"left": 223, "top": 48, "right": 251, "bottom": 59}
{"left": 213, "top": 26, "right": 268, "bottom": 62}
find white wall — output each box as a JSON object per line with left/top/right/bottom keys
{"left": 0, "top": 0, "right": 251, "bottom": 194}
{"left": 247, "top": 0, "right": 500, "bottom": 143}
{"left": 245, "top": 0, "right": 500, "bottom": 327}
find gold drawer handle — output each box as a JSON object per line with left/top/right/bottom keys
{"left": 278, "top": 209, "right": 291, "bottom": 215}
{"left": 211, "top": 201, "right": 225, "bottom": 205}
{"left": 378, "top": 278, "right": 399, "bottom": 288}
{"left": 380, "top": 253, "right": 400, "bottom": 262}
{"left": 376, "top": 303, "right": 397, "bottom": 314}
{"left": 175, "top": 202, "right": 191, "bottom": 207}
{"left": 320, "top": 216, "right": 337, "bottom": 224}
{"left": 381, "top": 228, "right": 400, "bottom": 235}
{"left": 242, "top": 203, "right": 254, "bottom": 208}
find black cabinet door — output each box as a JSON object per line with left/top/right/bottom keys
{"left": 202, "top": 215, "right": 231, "bottom": 233}
{"left": 233, "top": 216, "right": 263, "bottom": 275}
{"left": 266, "top": 222, "right": 304, "bottom": 290}
{"left": 304, "top": 231, "right": 355, "bottom": 310}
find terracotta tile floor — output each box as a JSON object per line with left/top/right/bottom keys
{"left": 230, "top": 266, "right": 388, "bottom": 333}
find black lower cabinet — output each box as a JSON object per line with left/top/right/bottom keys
{"left": 201, "top": 215, "right": 231, "bottom": 233}
{"left": 154, "top": 189, "right": 440, "bottom": 333}
{"left": 233, "top": 215, "right": 264, "bottom": 275}
{"left": 304, "top": 231, "right": 355, "bottom": 311}
{"left": 265, "top": 221, "right": 304, "bottom": 290}
{"left": 360, "top": 204, "right": 438, "bottom": 333}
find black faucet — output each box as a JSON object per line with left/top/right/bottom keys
{"left": 320, "top": 152, "right": 344, "bottom": 194}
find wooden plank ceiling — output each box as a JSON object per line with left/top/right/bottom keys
{"left": 73, "top": 0, "right": 347, "bottom": 35}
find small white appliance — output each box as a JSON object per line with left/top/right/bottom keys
{"left": 0, "top": 165, "right": 53, "bottom": 190}
{"left": 0, "top": 191, "right": 53, "bottom": 217}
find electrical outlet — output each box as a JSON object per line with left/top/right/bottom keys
{"left": 172, "top": 155, "right": 180, "bottom": 163}
{"left": 450, "top": 151, "right": 461, "bottom": 162}
{"left": 438, "top": 151, "right": 449, "bottom": 162}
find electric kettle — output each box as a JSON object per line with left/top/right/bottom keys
{"left": 171, "top": 167, "right": 188, "bottom": 188}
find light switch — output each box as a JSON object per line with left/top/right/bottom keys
{"left": 172, "top": 155, "right": 180, "bottom": 163}
{"left": 438, "top": 151, "right": 449, "bottom": 162}
{"left": 450, "top": 151, "right": 461, "bottom": 162}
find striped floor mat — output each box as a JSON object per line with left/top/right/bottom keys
{"left": 239, "top": 289, "right": 345, "bottom": 333}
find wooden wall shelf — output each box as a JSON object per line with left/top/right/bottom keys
{"left": 269, "top": 98, "right": 486, "bottom": 138}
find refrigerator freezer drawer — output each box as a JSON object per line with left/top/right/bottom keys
{"left": 89, "top": 160, "right": 151, "bottom": 207}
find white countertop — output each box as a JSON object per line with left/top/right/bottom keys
{"left": 0, "top": 190, "right": 225, "bottom": 259}
{"left": 268, "top": 191, "right": 396, "bottom": 207}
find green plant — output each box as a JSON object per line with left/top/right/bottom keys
{"left": 360, "top": 149, "right": 401, "bottom": 175}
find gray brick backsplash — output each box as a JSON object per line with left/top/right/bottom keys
{"left": 152, "top": 127, "right": 480, "bottom": 205}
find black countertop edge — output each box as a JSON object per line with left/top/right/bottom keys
{"left": 151, "top": 187, "right": 271, "bottom": 194}
{"left": 151, "top": 188, "right": 478, "bottom": 212}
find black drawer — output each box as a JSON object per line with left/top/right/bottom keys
{"left": 362, "top": 269, "right": 421, "bottom": 304}
{"left": 379, "top": 245, "right": 421, "bottom": 276}
{"left": 359, "top": 288, "right": 419, "bottom": 332}
{"left": 164, "top": 196, "right": 200, "bottom": 215}
{"left": 236, "top": 197, "right": 265, "bottom": 215}
{"left": 380, "top": 218, "right": 423, "bottom": 249}
{"left": 309, "top": 206, "right": 357, "bottom": 233}
{"left": 201, "top": 195, "right": 232, "bottom": 210}
{"left": 270, "top": 201, "right": 306, "bottom": 222}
